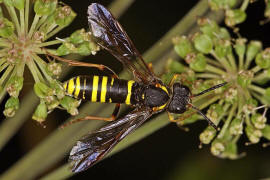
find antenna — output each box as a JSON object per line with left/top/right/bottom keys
{"left": 188, "top": 82, "right": 227, "bottom": 131}
{"left": 192, "top": 82, "right": 227, "bottom": 98}
{"left": 189, "top": 104, "right": 218, "bottom": 131}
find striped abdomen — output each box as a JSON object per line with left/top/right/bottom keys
{"left": 63, "top": 75, "right": 139, "bottom": 105}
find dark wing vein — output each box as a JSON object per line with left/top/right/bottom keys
{"left": 69, "top": 108, "right": 153, "bottom": 173}
{"left": 87, "top": 3, "right": 159, "bottom": 84}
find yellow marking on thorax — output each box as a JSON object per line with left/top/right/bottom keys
{"left": 125, "top": 80, "right": 135, "bottom": 105}
{"left": 100, "top": 76, "right": 108, "bottom": 103}
{"left": 152, "top": 103, "right": 168, "bottom": 111}
{"left": 155, "top": 83, "right": 169, "bottom": 95}
{"left": 74, "top": 77, "right": 80, "bottom": 97}
{"left": 67, "top": 78, "right": 75, "bottom": 95}
{"left": 91, "top": 76, "right": 99, "bottom": 102}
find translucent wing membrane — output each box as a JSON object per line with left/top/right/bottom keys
{"left": 87, "top": 3, "right": 158, "bottom": 84}
{"left": 69, "top": 108, "right": 153, "bottom": 172}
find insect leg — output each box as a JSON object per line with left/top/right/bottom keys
{"left": 46, "top": 53, "right": 119, "bottom": 78}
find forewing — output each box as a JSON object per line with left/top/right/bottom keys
{"left": 87, "top": 3, "right": 158, "bottom": 84}
{"left": 69, "top": 108, "right": 153, "bottom": 173}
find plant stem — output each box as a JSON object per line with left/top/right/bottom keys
{"left": 196, "top": 73, "right": 221, "bottom": 79}
{"left": 45, "top": 26, "right": 64, "bottom": 40}
{"left": 37, "top": 39, "right": 62, "bottom": 47}
{"left": 205, "top": 64, "right": 226, "bottom": 75}
{"left": 32, "top": 54, "right": 53, "bottom": 82}
{"left": 5, "top": 5, "right": 21, "bottom": 35}
{"left": 28, "top": 14, "right": 41, "bottom": 39}
{"left": 227, "top": 54, "right": 237, "bottom": 72}
{"left": 26, "top": 60, "right": 42, "bottom": 82}
{"left": 248, "top": 84, "right": 265, "bottom": 95}
{"left": 251, "top": 65, "right": 261, "bottom": 73}
{"left": 0, "top": 65, "right": 14, "bottom": 85}
{"left": 218, "top": 102, "right": 237, "bottom": 138}
{"left": 25, "top": 0, "right": 29, "bottom": 33}
{"left": 20, "top": 9, "right": 25, "bottom": 35}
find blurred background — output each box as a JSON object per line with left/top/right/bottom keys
{"left": 1, "top": 0, "right": 270, "bottom": 179}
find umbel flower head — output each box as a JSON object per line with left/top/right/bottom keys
{"left": 166, "top": 17, "right": 270, "bottom": 159}
{"left": 0, "top": 0, "right": 100, "bottom": 123}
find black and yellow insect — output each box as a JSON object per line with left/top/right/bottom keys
{"left": 65, "top": 3, "right": 227, "bottom": 173}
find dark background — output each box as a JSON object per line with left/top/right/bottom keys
{"left": 1, "top": 0, "right": 270, "bottom": 180}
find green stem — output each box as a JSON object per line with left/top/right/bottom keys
{"left": 227, "top": 54, "right": 237, "bottom": 72}
{"left": 0, "top": 65, "right": 14, "bottom": 85}
{"left": 218, "top": 102, "right": 237, "bottom": 138}
{"left": 196, "top": 73, "right": 221, "bottom": 79}
{"left": 36, "top": 15, "right": 48, "bottom": 31}
{"left": 251, "top": 65, "right": 261, "bottom": 74}
{"left": 28, "top": 14, "right": 41, "bottom": 39}
{"left": 205, "top": 64, "right": 226, "bottom": 75}
{"left": 251, "top": 91, "right": 268, "bottom": 105}
{"left": 5, "top": 5, "right": 21, "bottom": 35}
{"left": 20, "top": 8, "right": 25, "bottom": 35}
{"left": 239, "top": 55, "right": 244, "bottom": 71}
{"left": 206, "top": 57, "right": 223, "bottom": 68}
{"left": 32, "top": 54, "right": 53, "bottom": 82}
{"left": 26, "top": 60, "right": 42, "bottom": 82}
{"left": 240, "top": 0, "right": 250, "bottom": 11}
{"left": 0, "top": 62, "right": 9, "bottom": 73}
{"left": 248, "top": 84, "right": 265, "bottom": 95}
{"left": 37, "top": 39, "right": 62, "bottom": 47}
{"left": 25, "top": 0, "right": 29, "bottom": 33}
{"left": 45, "top": 26, "right": 65, "bottom": 40}
{"left": 252, "top": 70, "right": 267, "bottom": 82}
{"left": 210, "top": 50, "right": 231, "bottom": 72}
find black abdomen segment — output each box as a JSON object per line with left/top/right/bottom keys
{"left": 63, "top": 75, "right": 138, "bottom": 105}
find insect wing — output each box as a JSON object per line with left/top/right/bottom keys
{"left": 69, "top": 108, "right": 153, "bottom": 173}
{"left": 87, "top": 3, "right": 158, "bottom": 84}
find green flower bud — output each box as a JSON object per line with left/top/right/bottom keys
{"left": 197, "top": 18, "right": 219, "bottom": 39}
{"left": 245, "top": 125, "right": 262, "bottom": 144}
{"left": 47, "top": 61, "right": 62, "bottom": 77}
{"left": 218, "top": 27, "right": 231, "bottom": 40}
{"left": 263, "top": 87, "right": 270, "bottom": 105}
{"left": 34, "top": 82, "right": 54, "bottom": 98}
{"left": 214, "top": 39, "right": 232, "bottom": 59}
{"left": 211, "top": 139, "right": 225, "bottom": 156}
{"left": 34, "top": 0, "right": 57, "bottom": 15}
{"left": 237, "top": 70, "right": 253, "bottom": 88}
{"left": 225, "top": 9, "right": 247, "bottom": 27}
{"left": 262, "top": 125, "right": 270, "bottom": 140}
{"left": 172, "top": 36, "right": 193, "bottom": 58}
{"left": 208, "top": 0, "right": 237, "bottom": 10}
{"left": 246, "top": 40, "right": 262, "bottom": 63}
{"left": 6, "top": 75, "right": 23, "bottom": 97}
{"left": 60, "top": 96, "right": 80, "bottom": 115}
{"left": 206, "top": 104, "right": 223, "bottom": 122}
{"left": 200, "top": 126, "right": 217, "bottom": 144}
{"left": 32, "top": 101, "right": 47, "bottom": 123}
{"left": 251, "top": 113, "right": 267, "bottom": 129}
{"left": 255, "top": 48, "right": 270, "bottom": 69}
{"left": 54, "top": 6, "right": 76, "bottom": 27}
{"left": 88, "top": 41, "right": 100, "bottom": 55}
{"left": 234, "top": 38, "right": 247, "bottom": 60}
{"left": 56, "top": 42, "right": 76, "bottom": 56}
{"left": 193, "top": 34, "right": 213, "bottom": 54}
{"left": 243, "top": 98, "right": 258, "bottom": 114}
{"left": 222, "top": 141, "right": 239, "bottom": 159}
{"left": 224, "top": 87, "right": 238, "bottom": 103}
{"left": 45, "top": 95, "right": 59, "bottom": 110}
{"left": 0, "top": 18, "right": 14, "bottom": 38}
{"left": 188, "top": 53, "right": 207, "bottom": 72}
{"left": 50, "top": 80, "right": 65, "bottom": 99}
{"left": 166, "top": 58, "right": 186, "bottom": 74}
{"left": 4, "top": 97, "right": 19, "bottom": 117}
{"left": 265, "top": 0, "right": 270, "bottom": 18}
{"left": 229, "top": 118, "right": 243, "bottom": 135}
{"left": 77, "top": 42, "right": 92, "bottom": 56}
{"left": 69, "top": 29, "right": 90, "bottom": 44}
